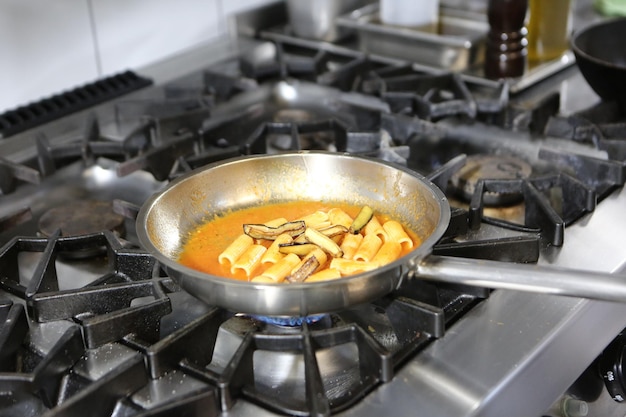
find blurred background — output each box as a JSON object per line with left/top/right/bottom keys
{"left": 0, "top": 0, "right": 276, "bottom": 113}
{"left": 1, "top": 0, "right": 621, "bottom": 114}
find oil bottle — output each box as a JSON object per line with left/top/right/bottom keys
{"left": 526, "top": 0, "right": 573, "bottom": 61}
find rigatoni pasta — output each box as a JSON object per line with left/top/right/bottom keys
{"left": 305, "top": 268, "right": 342, "bottom": 282}
{"left": 329, "top": 258, "right": 378, "bottom": 275}
{"left": 178, "top": 200, "right": 420, "bottom": 283}
{"left": 328, "top": 208, "right": 353, "bottom": 229}
{"left": 254, "top": 253, "right": 301, "bottom": 283}
{"left": 353, "top": 234, "right": 383, "bottom": 263}
{"left": 362, "top": 216, "right": 388, "bottom": 242}
{"left": 230, "top": 244, "right": 266, "bottom": 278}
{"left": 382, "top": 220, "right": 413, "bottom": 251}
{"left": 261, "top": 233, "right": 293, "bottom": 266}
{"left": 218, "top": 234, "right": 254, "bottom": 268}
{"left": 340, "top": 233, "right": 363, "bottom": 260}
{"left": 371, "top": 241, "right": 402, "bottom": 266}
{"left": 298, "top": 210, "right": 331, "bottom": 230}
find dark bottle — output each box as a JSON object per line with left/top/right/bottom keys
{"left": 484, "top": 0, "right": 529, "bottom": 79}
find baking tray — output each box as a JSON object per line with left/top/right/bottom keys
{"left": 252, "top": 2, "right": 576, "bottom": 94}
{"left": 336, "top": 3, "right": 488, "bottom": 72}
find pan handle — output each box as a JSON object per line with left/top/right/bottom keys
{"left": 415, "top": 254, "right": 626, "bottom": 303}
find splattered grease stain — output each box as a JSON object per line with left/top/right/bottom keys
{"left": 177, "top": 200, "right": 420, "bottom": 281}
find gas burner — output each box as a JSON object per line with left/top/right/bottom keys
{"left": 0, "top": 207, "right": 32, "bottom": 234}
{"left": 251, "top": 314, "right": 329, "bottom": 327}
{"left": 2, "top": 9, "right": 626, "bottom": 415}
{"left": 449, "top": 154, "right": 532, "bottom": 206}
{"left": 38, "top": 200, "right": 125, "bottom": 238}
{"left": 376, "top": 72, "right": 478, "bottom": 120}
{"left": 272, "top": 108, "right": 317, "bottom": 123}
{"left": 267, "top": 110, "right": 340, "bottom": 152}
{"left": 193, "top": 79, "right": 388, "bottom": 163}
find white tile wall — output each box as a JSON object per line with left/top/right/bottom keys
{"left": 0, "top": 1, "right": 98, "bottom": 113}
{"left": 91, "top": 0, "right": 220, "bottom": 75}
{"left": 220, "top": 0, "right": 278, "bottom": 16}
{"left": 0, "top": 0, "right": 274, "bottom": 113}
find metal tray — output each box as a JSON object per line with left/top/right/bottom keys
{"left": 336, "top": 4, "right": 489, "bottom": 71}
{"left": 248, "top": 1, "right": 576, "bottom": 95}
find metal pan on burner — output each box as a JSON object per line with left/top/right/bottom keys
{"left": 136, "top": 152, "right": 626, "bottom": 317}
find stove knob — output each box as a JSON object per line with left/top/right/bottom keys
{"left": 599, "top": 332, "right": 626, "bottom": 402}
{"left": 560, "top": 397, "right": 589, "bottom": 417}
{"left": 542, "top": 396, "right": 588, "bottom": 417}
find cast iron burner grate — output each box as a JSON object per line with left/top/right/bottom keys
{"left": 0, "top": 229, "right": 485, "bottom": 416}
{"left": 544, "top": 100, "right": 626, "bottom": 199}
{"left": 0, "top": 71, "right": 153, "bottom": 139}
{"left": 1, "top": 32, "right": 624, "bottom": 416}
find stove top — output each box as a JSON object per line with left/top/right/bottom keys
{"left": 1, "top": 2, "right": 626, "bottom": 416}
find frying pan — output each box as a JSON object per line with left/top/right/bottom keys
{"left": 571, "top": 17, "right": 626, "bottom": 106}
{"left": 136, "top": 152, "right": 626, "bottom": 317}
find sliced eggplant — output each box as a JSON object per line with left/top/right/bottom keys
{"left": 243, "top": 220, "right": 306, "bottom": 240}
{"left": 348, "top": 206, "right": 374, "bottom": 234}
{"left": 318, "top": 224, "right": 349, "bottom": 238}
{"left": 278, "top": 242, "right": 319, "bottom": 256}
{"left": 286, "top": 255, "right": 320, "bottom": 283}
{"left": 304, "top": 227, "right": 343, "bottom": 258}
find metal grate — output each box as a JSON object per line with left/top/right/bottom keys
{"left": 0, "top": 71, "right": 152, "bottom": 138}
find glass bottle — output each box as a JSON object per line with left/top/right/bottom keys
{"left": 527, "top": 0, "right": 573, "bottom": 61}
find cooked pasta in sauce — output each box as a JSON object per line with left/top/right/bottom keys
{"left": 178, "top": 201, "right": 421, "bottom": 283}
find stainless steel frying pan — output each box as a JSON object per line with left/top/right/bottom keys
{"left": 136, "top": 151, "right": 626, "bottom": 316}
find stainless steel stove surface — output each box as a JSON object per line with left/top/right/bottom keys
{"left": 2, "top": 2, "right": 626, "bottom": 417}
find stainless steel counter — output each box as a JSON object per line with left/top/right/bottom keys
{"left": 134, "top": 35, "right": 626, "bottom": 417}
{"left": 1, "top": 1, "right": 623, "bottom": 415}
{"left": 218, "top": 2, "right": 626, "bottom": 416}
{"left": 347, "top": 184, "right": 626, "bottom": 417}
{"left": 204, "top": 186, "right": 626, "bottom": 417}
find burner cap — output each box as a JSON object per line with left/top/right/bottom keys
{"left": 449, "top": 155, "right": 532, "bottom": 206}
{"left": 273, "top": 109, "right": 317, "bottom": 123}
{"left": 39, "top": 200, "right": 125, "bottom": 237}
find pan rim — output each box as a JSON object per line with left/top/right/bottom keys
{"left": 136, "top": 151, "right": 451, "bottom": 314}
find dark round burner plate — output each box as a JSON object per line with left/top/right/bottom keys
{"left": 39, "top": 200, "right": 125, "bottom": 238}
{"left": 449, "top": 155, "right": 532, "bottom": 206}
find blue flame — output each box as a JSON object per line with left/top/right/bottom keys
{"left": 252, "top": 315, "right": 326, "bottom": 326}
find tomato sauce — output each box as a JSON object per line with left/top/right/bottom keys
{"left": 177, "top": 201, "right": 417, "bottom": 281}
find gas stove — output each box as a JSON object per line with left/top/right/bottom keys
{"left": 1, "top": 2, "right": 626, "bottom": 417}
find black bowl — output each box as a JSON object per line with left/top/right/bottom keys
{"left": 571, "top": 18, "right": 626, "bottom": 105}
